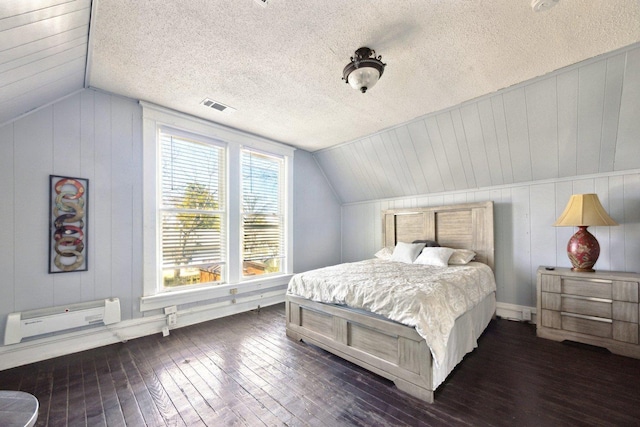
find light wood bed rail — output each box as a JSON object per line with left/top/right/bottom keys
{"left": 285, "top": 201, "right": 495, "bottom": 403}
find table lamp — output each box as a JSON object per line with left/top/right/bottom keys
{"left": 553, "top": 194, "right": 618, "bottom": 272}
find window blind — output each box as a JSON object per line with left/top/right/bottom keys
{"left": 160, "top": 131, "right": 225, "bottom": 284}
{"left": 241, "top": 149, "right": 284, "bottom": 274}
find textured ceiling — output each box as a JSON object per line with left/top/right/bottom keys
{"left": 6, "top": 1, "right": 640, "bottom": 153}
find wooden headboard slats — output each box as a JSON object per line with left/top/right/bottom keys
{"left": 382, "top": 201, "right": 494, "bottom": 271}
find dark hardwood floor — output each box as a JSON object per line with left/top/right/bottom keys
{"left": 1, "top": 303, "right": 639, "bottom": 426}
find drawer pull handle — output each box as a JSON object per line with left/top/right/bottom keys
{"left": 561, "top": 295, "right": 612, "bottom": 303}
{"left": 561, "top": 312, "right": 612, "bottom": 323}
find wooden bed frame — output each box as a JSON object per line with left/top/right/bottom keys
{"left": 285, "top": 201, "right": 494, "bottom": 403}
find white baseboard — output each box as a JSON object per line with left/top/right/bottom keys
{"left": 0, "top": 295, "right": 536, "bottom": 371}
{"left": 0, "top": 290, "right": 285, "bottom": 371}
{"left": 496, "top": 302, "right": 537, "bottom": 323}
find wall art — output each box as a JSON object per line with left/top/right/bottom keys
{"left": 49, "top": 175, "right": 88, "bottom": 273}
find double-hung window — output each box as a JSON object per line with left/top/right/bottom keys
{"left": 142, "top": 103, "right": 293, "bottom": 308}
{"left": 159, "top": 129, "right": 226, "bottom": 288}
{"left": 241, "top": 149, "right": 285, "bottom": 277}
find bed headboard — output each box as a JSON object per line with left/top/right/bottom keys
{"left": 382, "top": 201, "right": 494, "bottom": 271}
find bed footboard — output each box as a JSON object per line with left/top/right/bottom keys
{"left": 285, "top": 294, "right": 434, "bottom": 403}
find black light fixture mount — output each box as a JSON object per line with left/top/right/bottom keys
{"left": 342, "top": 47, "right": 386, "bottom": 93}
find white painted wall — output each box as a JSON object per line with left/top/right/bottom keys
{"left": 0, "top": 88, "right": 341, "bottom": 355}
{"left": 316, "top": 43, "right": 640, "bottom": 205}
{"left": 341, "top": 172, "right": 640, "bottom": 308}
{"left": 0, "top": 90, "right": 143, "bottom": 341}
{"left": 293, "top": 150, "right": 342, "bottom": 273}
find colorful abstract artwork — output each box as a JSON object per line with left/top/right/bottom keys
{"left": 49, "top": 175, "right": 88, "bottom": 273}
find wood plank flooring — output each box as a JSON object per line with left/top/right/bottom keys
{"left": 1, "top": 303, "right": 639, "bottom": 426}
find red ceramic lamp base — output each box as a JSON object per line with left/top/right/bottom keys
{"left": 567, "top": 226, "right": 600, "bottom": 272}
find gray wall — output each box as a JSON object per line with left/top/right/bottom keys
{"left": 316, "top": 43, "right": 640, "bottom": 204}
{"left": 341, "top": 173, "right": 640, "bottom": 308}
{"left": 0, "top": 88, "right": 341, "bottom": 343}
{"left": 333, "top": 43, "right": 640, "bottom": 309}
{"left": 293, "top": 150, "right": 342, "bottom": 273}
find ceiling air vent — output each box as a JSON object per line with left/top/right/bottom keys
{"left": 200, "top": 98, "right": 236, "bottom": 113}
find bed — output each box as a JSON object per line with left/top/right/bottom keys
{"left": 285, "top": 201, "right": 495, "bottom": 403}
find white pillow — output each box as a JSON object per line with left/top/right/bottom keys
{"left": 414, "top": 247, "right": 455, "bottom": 267}
{"left": 448, "top": 249, "right": 476, "bottom": 265}
{"left": 374, "top": 246, "right": 394, "bottom": 261}
{"left": 391, "top": 242, "right": 426, "bottom": 264}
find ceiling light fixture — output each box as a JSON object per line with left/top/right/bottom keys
{"left": 531, "top": 0, "right": 559, "bottom": 12}
{"left": 342, "top": 47, "right": 386, "bottom": 93}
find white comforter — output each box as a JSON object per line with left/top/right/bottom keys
{"left": 287, "top": 259, "right": 497, "bottom": 367}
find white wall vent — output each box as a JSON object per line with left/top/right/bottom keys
{"left": 4, "top": 298, "right": 121, "bottom": 345}
{"left": 200, "top": 98, "right": 236, "bottom": 113}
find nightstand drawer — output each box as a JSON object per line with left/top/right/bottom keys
{"left": 562, "top": 312, "right": 612, "bottom": 338}
{"left": 561, "top": 295, "right": 611, "bottom": 319}
{"left": 612, "top": 281, "right": 639, "bottom": 303}
{"left": 562, "top": 279, "right": 611, "bottom": 299}
{"left": 537, "top": 268, "right": 640, "bottom": 359}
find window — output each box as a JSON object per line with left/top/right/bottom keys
{"left": 142, "top": 103, "right": 294, "bottom": 307}
{"left": 159, "top": 130, "right": 226, "bottom": 288}
{"left": 241, "top": 149, "right": 285, "bottom": 277}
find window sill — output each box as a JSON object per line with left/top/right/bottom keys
{"left": 140, "top": 274, "right": 293, "bottom": 312}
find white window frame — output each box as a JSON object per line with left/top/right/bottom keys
{"left": 140, "top": 102, "right": 294, "bottom": 311}
{"left": 240, "top": 147, "right": 287, "bottom": 280}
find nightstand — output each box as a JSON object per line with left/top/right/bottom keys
{"left": 536, "top": 266, "right": 640, "bottom": 359}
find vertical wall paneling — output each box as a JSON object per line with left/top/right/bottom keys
{"left": 314, "top": 149, "right": 345, "bottom": 203}
{"left": 599, "top": 54, "right": 625, "bottom": 172}
{"left": 502, "top": 88, "right": 533, "bottom": 184}
{"left": 476, "top": 99, "right": 504, "bottom": 186}
{"left": 489, "top": 95, "right": 514, "bottom": 184}
{"left": 435, "top": 112, "right": 468, "bottom": 190}
{"left": 381, "top": 131, "right": 413, "bottom": 198}
{"left": 0, "top": 124, "right": 15, "bottom": 334}
{"left": 347, "top": 141, "right": 375, "bottom": 202}
{"left": 529, "top": 183, "right": 556, "bottom": 300}
{"left": 341, "top": 171, "right": 640, "bottom": 307}
{"left": 80, "top": 90, "right": 96, "bottom": 301}
{"left": 394, "top": 126, "right": 428, "bottom": 195}
{"left": 93, "top": 91, "right": 114, "bottom": 301}
{"left": 498, "top": 189, "right": 515, "bottom": 303}
{"left": 110, "top": 96, "right": 135, "bottom": 318}
{"left": 315, "top": 44, "right": 640, "bottom": 205}
{"left": 577, "top": 60, "right": 606, "bottom": 175}
{"left": 424, "top": 117, "right": 456, "bottom": 191}
{"left": 450, "top": 109, "right": 477, "bottom": 188}
{"left": 459, "top": 104, "right": 492, "bottom": 187}
{"left": 0, "top": 89, "right": 145, "bottom": 336}
{"left": 52, "top": 93, "right": 82, "bottom": 306}
{"left": 615, "top": 47, "right": 640, "bottom": 171}
{"left": 594, "top": 176, "right": 613, "bottom": 271}
{"left": 556, "top": 69, "right": 579, "bottom": 178}
{"left": 607, "top": 175, "right": 626, "bottom": 272}
{"left": 369, "top": 134, "right": 396, "bottom": 198}
{"left": 525, "top": 78, "right": 558, "bottom": 181}
{"left": 622, "top": 175, "right": 640, "bottom": 272}
{"left": 13, "top": 108, "right": 54, "bottom": 311}
{"left": 554, "top": 180, "right": 574, "bottom": 268}
{"left": 356, "top": 138, "right": 384, "bottom": 199}
{"left": 510, "top": 186, "right": 532, "bottom": 305}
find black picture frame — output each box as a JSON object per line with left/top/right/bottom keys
{"left": 49, "top": 175, "right": 88, "bottom": 273}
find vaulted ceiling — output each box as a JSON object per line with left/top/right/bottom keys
{"left": 2, "top": 1, "right": 640, "bottom": 153}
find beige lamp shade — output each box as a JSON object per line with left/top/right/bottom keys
{"left": 554, "top": 194, "right": 618, "bottom": 227}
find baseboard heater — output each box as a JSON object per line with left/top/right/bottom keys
{"left": 4, "top": 298, "right": 121, "bottom": 345}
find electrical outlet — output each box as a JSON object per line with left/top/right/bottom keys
{"left": 522, "top": 308, "right": 532, "bottom": 322}
{"left": 167, "top": 313, "right": 177, "bottom": 326}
